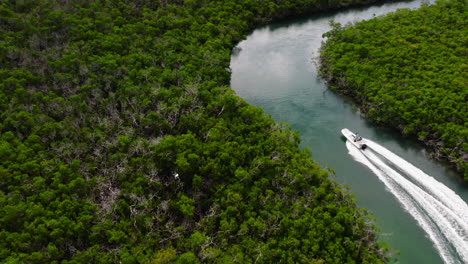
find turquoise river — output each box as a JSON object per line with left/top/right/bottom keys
{"left": 230, "top": 1, "right": 468, "bottom": 263}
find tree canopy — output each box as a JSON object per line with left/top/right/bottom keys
{"left": 1, "top": 0, "right": 389, "bottom": 263}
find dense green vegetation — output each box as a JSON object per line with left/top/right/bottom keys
{"left": 1, "top": 0, "right": 390, "bottom": 263}
{"left": 320, "top": 0, "right": 467, "bottom": 179}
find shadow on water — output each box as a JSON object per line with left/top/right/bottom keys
{"left": 231, "top": 46, "right": 242, "bottom": 57}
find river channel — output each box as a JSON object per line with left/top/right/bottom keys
{"left": 230, "top": 0, "right": 468, "bottom": 263}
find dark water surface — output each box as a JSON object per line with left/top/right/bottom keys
{"left": 230, "top": 1, "right": 468, "bottom": 263}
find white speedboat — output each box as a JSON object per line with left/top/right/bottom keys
{"left": 341, "top": 128, "right": 367, "bottom": 150}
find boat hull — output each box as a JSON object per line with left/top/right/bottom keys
{"left": 341, "top": 128, "right": 367, "bottom": 150}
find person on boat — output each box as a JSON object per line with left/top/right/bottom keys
{"left": 355, "top": 133, "right": 362, "bottom": 142}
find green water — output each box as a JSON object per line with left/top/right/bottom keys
{"left": 230, "top": 1, "right": 468, "bottom": 263}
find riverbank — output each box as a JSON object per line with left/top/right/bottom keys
{"left": 319, "top": 0, "right": 467, "bottom": 180}
{"left": 230, "top": 0, "right": 467, "bottom": 262}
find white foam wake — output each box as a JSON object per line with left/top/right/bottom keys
{"left": 345, "top": 141, "right": 468, "bottom": 264}
{"left": 366, "top": 140, "right": 468, "bottom": 223}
